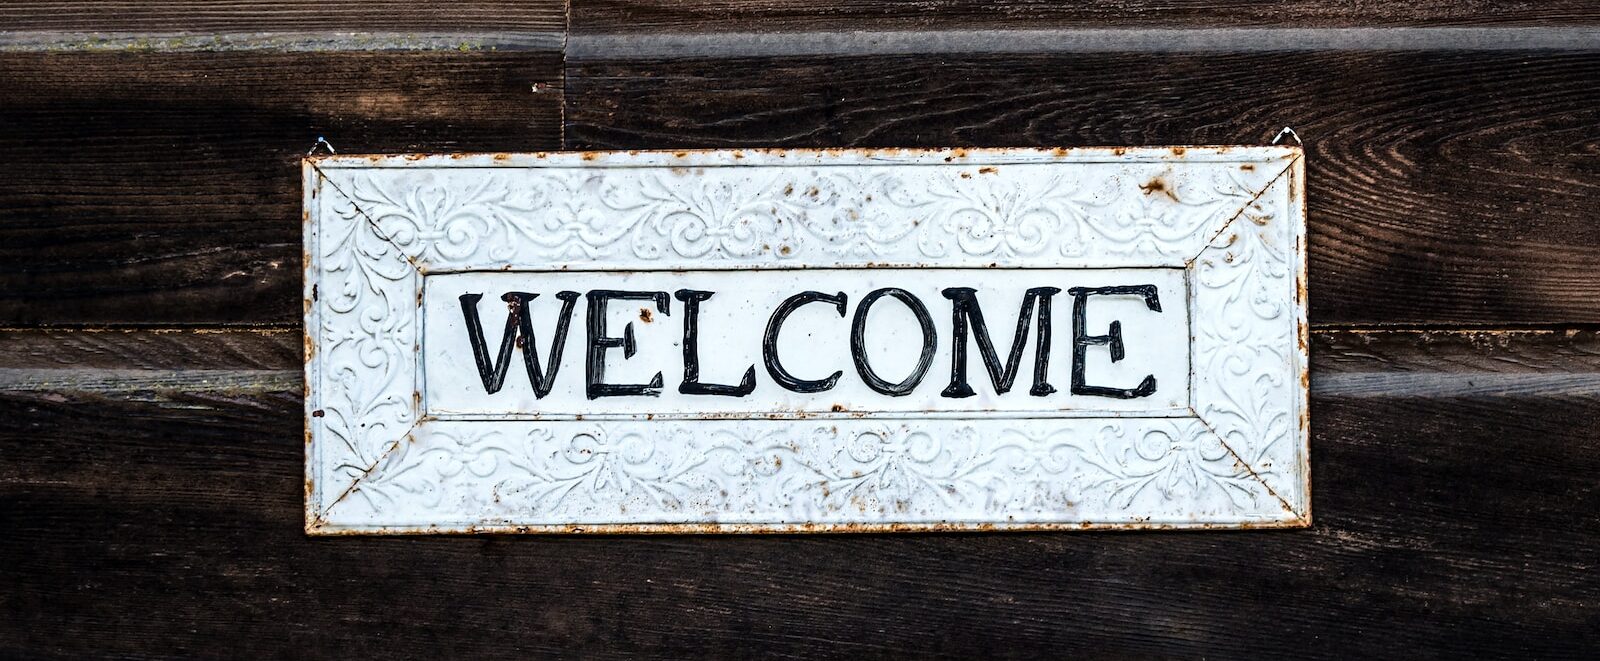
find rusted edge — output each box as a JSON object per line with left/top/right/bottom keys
{"left": 305, "top": 518, "right": 1310, "bottom": 536}
{"left": 303, "top": 145, "right": 1300, "bottom": 169}
{"left": 1291, "top": 152, "right": 1313, "bottom": 527}
{"left": 302, "top": 158, "right": 321, "bottom": 533}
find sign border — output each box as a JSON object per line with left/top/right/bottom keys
{"left": 303, "top": 147, "right": 1308, "bottom": 534}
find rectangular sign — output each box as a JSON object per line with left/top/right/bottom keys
{"left": 422, "top": 268, "right": 1190, "bottom": 418}
{"left": 304, "top": 147, "right": 1309, "bottom": 534}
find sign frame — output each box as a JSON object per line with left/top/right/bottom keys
{"left": 303, "top": 147, "right": 1308, "bottom": 534}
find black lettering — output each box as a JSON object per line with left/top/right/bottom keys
{"left": 763, "top": 291, "right": 848, "bottom": 393}
{"left": 851, "top": 287, "right": 937, "bottom": 397}
{"left": 457, "top": 291, "right": 579, "bottom": 396}
{"left": 940, "top": 286, "right": 1061, "bottom": 398}
{"left": 586, "top": 290, "right": 671, "bottom": 399}
{"left": 675, "top": 289, "right": 756, "bottom": 396}
{"left": 1067, "top": 285, "right": 1161, "bottom": 399}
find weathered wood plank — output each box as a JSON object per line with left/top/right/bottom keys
{"left": 5, "top": 50, "right": 1597, "bottom": 326}
{"left": 565, "top": 27, "right": 1600, "bottom": 59}
{"left": 573, "top": 1, "right": 1600, "bottom": 32}
{"left": 0, "top": 327, "right": 297, "bottom": 370}
{"left": 0, "top": 2, "right": 564, "bottom": 35}
{"left": 0, "top": 329, "right": 1596, "bottom": 657}
{"left": 565, "top": 51, "right": 1600, "bottom": 326}
{"left": 0, "top": 51, "right": 562, "bottom": 325}
{"left": 1316, "top": 329, "right": 1600, "bottom": 374}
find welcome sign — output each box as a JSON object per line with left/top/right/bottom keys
{"left": 303, "top": 147, "right": 1308, "bottom": 534}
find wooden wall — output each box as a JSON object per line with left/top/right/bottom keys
{"left": 2, "top": 2, "right": 1597, "bottom": 657}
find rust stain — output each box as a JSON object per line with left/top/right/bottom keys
{"left": 978, "top": 166, "right": 998, "bottom": 175}
{"left": 639, "top": 307, "right": 654, "bottom": 323}
{"left": 1171, "top": 146, "right": 1187, "bottom": 156}
{"left": 1139, "top": 177, "right": 1179, "bottom": 202}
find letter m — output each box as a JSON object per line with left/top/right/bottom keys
{"left": 940, "top": 287, "right": 1061, "bottom": 398}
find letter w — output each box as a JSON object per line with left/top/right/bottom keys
{"left": 458, "top": 291, "right": 580, "bottom": 396}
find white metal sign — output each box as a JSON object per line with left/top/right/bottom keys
{"left": 303, "top": 147, "right": 1308, "bottom": 534}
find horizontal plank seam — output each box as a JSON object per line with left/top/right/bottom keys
{"left": 0, "top": 30, "right": 564, "bottom": 52}
{"left": 1311, "top": 373, "right": 1600, "bottom": 397}
{"left": 564, "top": 27, "right": 1600, "bottom": 60}
{"left": 0, "top": 325, "right": 298, "bottom": 333}
{"left": 4, "top": 27, "right": 1597, "bottom": 54}
{"left": 0, "top": 368, "right": 298, "bottom": 392}
{"left": 1311, "top": 323, "right": 1600, "bottom": 332}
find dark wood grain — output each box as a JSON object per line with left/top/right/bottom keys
{"left": 0, "top": 2, "right": 564, "bottom": 34}
{"left": 0, "top": 327, "right": 297, "bottom": 369}
{"left": 0, "top": 329, "right": 1596, "bottom": 658}
{"left": 6, "top": 50, "right": 1599, "bottom": 326}
{"left": 565, "top": 51, "right": 1600, "bottom": 327}
{"left": 0, "top": 51, "right": 562, "bottom": 325}
{"left": 1316, "top": 329, "right": 1600, "bottom": 372}
{"left": 573, "top": 1, "right": 1600, "bottom": 32}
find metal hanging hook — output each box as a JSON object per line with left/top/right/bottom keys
{"left": 1271, "top": 127, "right": 1303, "bottom": 146}
{"left": 307, "top": 136, "right": 337, "bottom": 156}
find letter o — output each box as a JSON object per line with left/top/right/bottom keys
{"left": 850, "top": 287, "right": 938, "bottom": 397}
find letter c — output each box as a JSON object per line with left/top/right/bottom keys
{"left": 763, "top": 291, "right": 848, "bottom": 393}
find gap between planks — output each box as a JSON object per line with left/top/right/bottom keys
{"left": 0, "top": 26, "right": 1597, "bottom": 54}
{"left": 562, "top": 27, "right": 1600, "bottom": 59}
